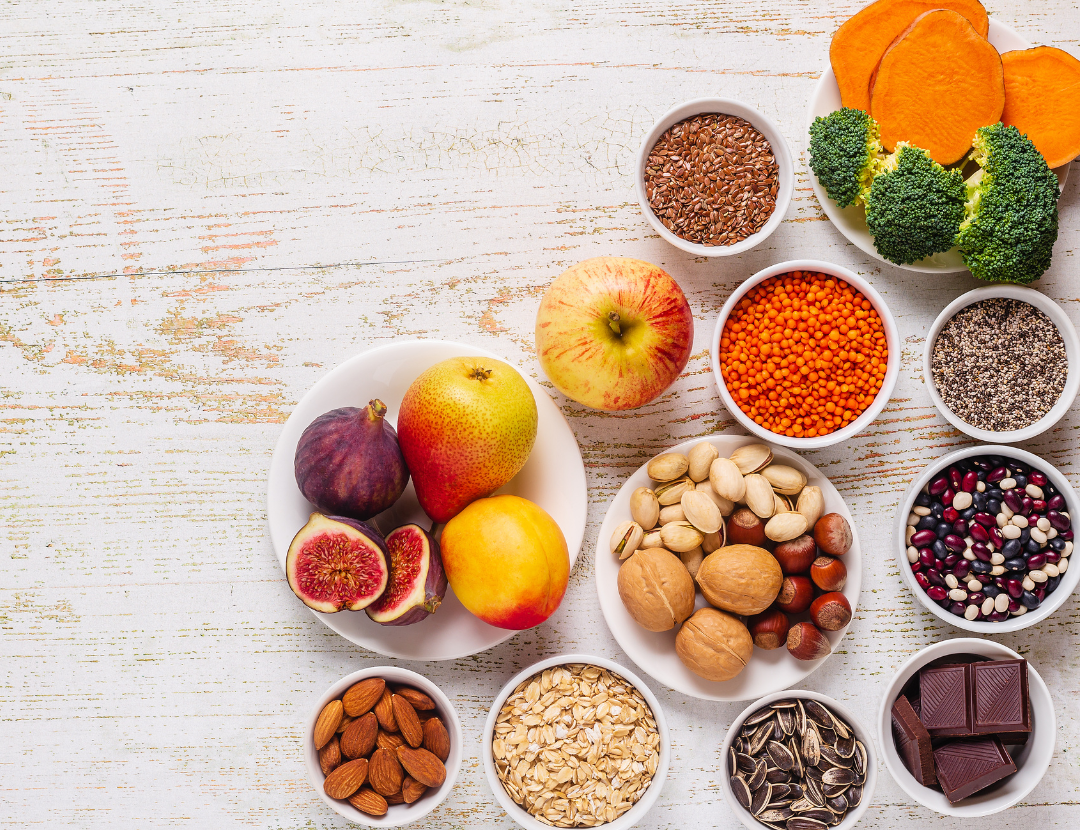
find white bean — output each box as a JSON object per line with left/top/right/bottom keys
{"left": 1001, "top": 525, "right": 1022, "bottom": 539}
{"left": 906, "top": 525, "right": 916, "bottom": 543}
{"left": 991, "top": 566, "right": 1006, "bottom": 576}
{"left": 952, "top": 492, "right": 973, "bottom": 510}
{"left": 907, "top": 513, "right": 920, "bottom": 526}
{"left": 1029, "top": 570, "right": 1048, "bottom": 583}
{"left": 967, "top": 578, "right": 982, "bottom": 592}
{"left": 1026, "top": 484, "right": 1044, "bottom": 499}
{"left": 991, "top": 553, "right": 1005, "bottom": 565}
{"left": 1000, "top": 478, "right": 1017, "bottom": 490}
{"left": 995, "top": 593, "right": 1010, "bottom": 614}
{"left": 913, "top": 505, "right": 932, "bottom": 517}
{"left": 1014, "top": 605, "right": 1028, "bottom": 616}
{"left": 964, "top": 604, "right": 980, "bottom": 621}
{"left": 1037, "top": 517, "right": 1051, "bottom": 532}
{"left": 1030, "top": 527, "right": 1047, "bottom": 545}
{"left": 949, "top": 589, "right": 968, "bottom": 602}
{"left": 1011, "top": 515, "right": 1029, "bottom": 529}
{"left": 1022, "top": 576, "right": 1036, "bottom": 592}
{"left": 1061, "top": 557, "right": 1070, "bottom": 573}
{"left": 976, "top": 481, "right": 986, "bottom": 492}
{"left": 981, "top": 596, "right": 995, "bottom": 616}
{"left": 963, "top": 549, "right": 976, "bottom": 561}
{"left": 945, "top": 574, "right": 959, "bottom": 589}
{"left": 1043, "top": 562, "right": 1060, "bottom": 578}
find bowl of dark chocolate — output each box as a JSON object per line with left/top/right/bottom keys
{"left": 895, "top": 445, "right": 1080, "bottom": 633}
{"left": 878, "top": 638, "right": 1055, "bottom": 817}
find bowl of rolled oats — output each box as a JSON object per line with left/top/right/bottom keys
{"left": 483, "top": 654, "right": 669, "bottom": 829}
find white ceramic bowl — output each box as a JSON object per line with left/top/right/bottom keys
{"left": 304, "top": 666, "right": 463, "bottom": 826}
{"left": 720, "top": 690, "right": 878, "bottom": 830}
{"left": 482, "top": 654, "right": 669, "bottom": 830}
{"left": 805, "top": 18, "right": 1069, "bottom": 274}
{"left": 635, "top": 97, "right": 794, "bottom": 257}
{"left": 923, "top": 285, "right": 1080, "bottom": 443}
{"left": 595, "top": 435, "right": 861, "bottom": 701}
{"left": 710, "top": 259, "right": 900, "bottom": 449}
{"left": 895, "top": 445, "right": 1080, "bottom": 633}
{"left": 267, "top": 339, "right": 588, "bottom": 660}
{"left": 877, "top": 638, "right": 1056, "bottom": 817}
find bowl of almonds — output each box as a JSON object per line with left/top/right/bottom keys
{"left": 483, "top": 655, "right": 669, "bottom": 830}
{"left": 635, "top": 97, "right": 794, "bottom": 257}
{"left": 305, "top": 666, "right": 462, "bottom": 826}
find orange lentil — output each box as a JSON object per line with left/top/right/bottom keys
{"left": 719, "top": 271, "right": 888, "bottom": 438}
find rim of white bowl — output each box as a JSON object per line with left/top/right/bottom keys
{"left": 482, "top": 654, "right": 669, "bottom": 830}
{"left": 876, "top": 638, "right": 1056, "bottom": 817}
{"left": 922, "top": 285, "right": 1080, "bottom": 443}
{"left": 894, "top": 445, "right": 1080, "bottom": 633}
{"left": 303, "top": 666, "right": 463, "bottom": 826}
{"left": 709, "top": 259, "right": 900, "bottom": 448}
{"left": 720, "top": 690, "right": 878, "bottom": 830}
{"left": 634, "top": 97, "right": 794, "bottom": 257}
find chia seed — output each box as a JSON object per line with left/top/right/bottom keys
{"left": 930, "top": 298, "right": 1067, "bottom": 432}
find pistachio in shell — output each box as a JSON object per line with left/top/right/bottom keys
{"left": 617, "top": 548, "right": 696, "bottom": 632}
{"left": 675, "top": 607, "right": 753, "bottom": 681}
{"left": 630, "top": 487, "right": 660, "bottom": 530}
{"left": 610, "top": 520, "right": 644, "bottom": 560}
{"left": 796, "top": 486, "right": 825, "bottom": 529}
{"left": 681, "top": 489, "right": 723, "bottom": 534}
{"left": 642, "top": 529, "right": 663, "bottom": 549}
{"left": 761, "top": 464, "right": 808, "bottom": 496}
{"left": 660, "top": 520, "right": 705, "bottom": 552}
{"left": 695, "top": 480, "right": 735, "bottom": 516}
{"left": 702, "top": 528, "right": 725, "bottom": 553}
{"left": 647, "top": 452, "right": 689, "bottom": 482}
{"left": 743, "top": 473, "right": 776, "bottom": 519}
{"left": 709, "top": 457, "right": 746, "bottom": 503}
{"left": 729, "top": 443, "right": 773, "bottom": 475}
{"left": 765, "top": 511, "right": 809, "bottom": 543}
{"left": 655, "top": 476, "right": 693, "bottom": 506}
{"left": 659, "top": 503, "right": 686, "bottom": 525}
{"left": 687, "top": 442, "right": 720, "bottom": 483}
{"left": 680, "top": 546, "right": 704, "bottom": 580}
{"left": 696, "top": 544, "right": 783, "bottom": 615}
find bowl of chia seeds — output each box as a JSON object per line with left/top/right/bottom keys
{"left": 923, "top": 286, "right": 1080, "bottom": 442}
{"left": 635, "top": 98, "right": 794, "bottom": 257}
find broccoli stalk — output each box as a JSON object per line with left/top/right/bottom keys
{"left": 864, "top": 143, "right": 967, "bottom": 265}
{"left": 954, "top": 123, "right": 1060, "bottom": 284}
{"left": 808, "top": 108, "right": 887, "bottom": 209}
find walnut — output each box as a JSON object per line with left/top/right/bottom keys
{"left": 617, "top": 547, "right": 695, "bottom": 632}
{"left": 695, "top": 544, "right": 782, "bottom": 615}
{"left": 675, "top": 607, "right": 753, "bottom": 681}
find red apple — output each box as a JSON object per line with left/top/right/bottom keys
{"left": 535, "top": 257, "right": 694, "bottom": 410}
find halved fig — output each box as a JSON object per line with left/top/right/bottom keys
{"left": 366, "top": 524, "right": 447, "bottom": 626}
{"left": 286, "top": 513, "right": 389, "bottom": 613}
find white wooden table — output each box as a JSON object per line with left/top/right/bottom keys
{"left": 2, "top": 2, "right": 1077, "bottom": 827}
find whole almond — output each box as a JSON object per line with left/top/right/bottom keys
{"left": 347, "top": 787, "right": 388, "bottom": 816}
{"left": 319, "top": 735, "right": 342, "bottom": 776}
{"left": 422, "top": 717, "right": 450, "bottom": 762}
{"left": 396, "top": 746, "right": 447, "bottom": 789}
{"left": 385, "top": 789, "right": 406, "bottom": 805}
{"left": 336, "top": 714, "right": 355, "bottom": 734}
{"left": 323, "top": 757, "right": 368, "bottom": 800}
{"left": 373, "top": 688, "right": 397, "bottom": 732}
{"left": 402, "top": 776, "right": 427, "bottom": 803}
{"left": 393, "top": 686, "right": 436, "bottom": 711}
{"left": 313, "top": 699, "right": 343, "bottom": 750}
{"left": 376, "top": 729, "right": 405, "bottom": 751}
{"left": 340, "top": 712, "right": 378, "bottom": 760}
{"left": 391, "top": 695, "right": 424, "bottom": 748}
{"left": 368, "top": 747, "right": 405, "bottom": 797}
{"left": 343, "top": 677, "right": 386, "bottom": 717}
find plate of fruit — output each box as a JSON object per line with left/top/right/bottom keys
{"left": 806, "top": 0, "right": 1076, "bottom": 277}
{"left": 267, "top": 339, "right": 588, "bottom": 660}
{"left": 595, "top": 437, "right": 861, "bottom": 700}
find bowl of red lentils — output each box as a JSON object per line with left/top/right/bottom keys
{"left": 635, "top": 98, "right": 794, "bottom": 257}
{"left": 709, "top": 260, "right": 900, "bottom": 448}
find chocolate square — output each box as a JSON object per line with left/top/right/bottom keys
{"left": 933, "top": 737, "right": 1017, "bottom": 802}
{"left": 918, "top": 663, "right": 973, "bottom": 737}
{"left": 970, "top": 659, "right": 1031, "bottom": 735}
{"left": 891, "top": 695, "right": 937, "bottom": 787}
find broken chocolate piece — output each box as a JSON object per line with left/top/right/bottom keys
{"left": 891, "top": 695, "right": 936, "bottom": 787}
{"left": 933, "top": 737, "right": 1016, "bottom": 803}
{"left": 970, "top": 658, "right": 1031, "bottom": 736}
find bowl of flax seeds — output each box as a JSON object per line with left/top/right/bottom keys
{"left": 635, "top": 97, "right": 794, "bottom": 257}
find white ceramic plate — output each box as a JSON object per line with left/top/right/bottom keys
{"left": 267, "top": 340, "right": 588, "bottom": 661}
{"left": 595, "top": 436, "right": 862, "bottom": 701}
{"left": 806, "top": 18, "right": 1068, "bottom": 273}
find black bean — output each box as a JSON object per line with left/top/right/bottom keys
{"left": 1014, "top": 474, "right": 1028, "bottom": 489}
{"left": 1025, "top": 539, "right": 1042, "bottom": 554}
{"left": 936, "top": 522, "right": 952, "bottom": 538}
{"left": 1050, "top": 538, "right": 1066, "bottom": 552}
{"left": 987, "top": 488, "right": 1003, "bottom": 500}
{"left": 915, "top": 492, "right": 932, "bottom": 507}
{"left": 1002, "top": 539, "right": 1022, "bottom": 558}
{"left": 1020, "top": 590, "right": 1041, "bottom": 610}
{"left": 1019, "top": 528, "right": 1031, "bottom": 545}
{"left": 917, "top": 516, "right": 937, "bottom": 532}
{"left": 982, "top": 584, "right": 1001, "bottom": 598}
{"left": 932, "top": 539, "right": 948, "bottom": 559}
{"left": 987, "top": 499, "right": 1001, "bottom": 514}
{"left": 1004, "top": 557, "right": 1028, "bottom": 572}
{"left": 931, "top": 502, "right": 944, "bottom": 518}
{"left": 1046, "top": 575, "right": 1061, "bottom": 595}
{"left": 973, "top": 493, "right": 988, "bottom": 510}
{"left": 971, "top": 560, "right": 992, "bottom": 575}
{"left": 961, "top": 507, "right": 976, "bottom": 521}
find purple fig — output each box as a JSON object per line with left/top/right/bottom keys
{"left": 294, "top": 400, "right": 409, "bottom": 520}
{"left": 286, "top": 513, "right": 389, "bottom": 613}
{"left": 366, "top": 524, "right": 447, "bottom": 625}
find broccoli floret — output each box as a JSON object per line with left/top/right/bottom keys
{"left": 954, "top": 123, "right": 1060, "bottom": 284}
{"left": 864, "top": 143, "right": 967, "bottom": 265}
{"left": 809, "top": 108, "right": 887, "bottom": 208}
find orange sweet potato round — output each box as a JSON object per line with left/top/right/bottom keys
{"left": 830, "top": 0, "right": 989, "bottom": 113}
{"left": 1001, "top": 46, "right": 1080, "bottom": 169}
{"left": 870, "top": 9, "right": 1004, "bottom": 165}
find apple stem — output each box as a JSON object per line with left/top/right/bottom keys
{"left": 607, "top": 311, "right": 622, "bottom": 336}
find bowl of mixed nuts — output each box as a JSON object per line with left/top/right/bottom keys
{"left": 721, "top": 691, "right": 877, "bottom": 830}
{"left": 482, "top": 654, "right": 669, "bottom": 830}
{"left": 635, "top": 97, "right": 794, "bottom": 257}
{"left": 304, "top": 666, "right": 462, "bottom": 826}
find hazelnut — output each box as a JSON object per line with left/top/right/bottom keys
{"left": 696, "top": 544, "right": 782, "bottom": 615}
{"left": 772, "top": 535, "right": 817, "bottom": 575}
{"left": 814, "top": 512, "right": 852, "bottom": 556}
{"left": 809, "top": 592, "right": 852, "bottom": 631}
{"left": 786, "top": 621, "right": 831, "bottom": 661}
{"left": 617, "top": 548, "right": 695, "bottom": 632}
{"left": 775, "top": 575, "right": 814, "bottom": 614}
{"left": 726, "top": 507, "right": 766, "bottom": 547}
{"left": 810, "top": 555, "right": 847, "bottom": 593}
{"left": 747, "top": 608, "right": 790, "bottom": 650}
{"left": 675, "top": 607, "right": 753, "bottom": 681}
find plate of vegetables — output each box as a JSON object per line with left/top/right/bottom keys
{"left": 806, "top": 0, "right": 1077, "bottom": 277}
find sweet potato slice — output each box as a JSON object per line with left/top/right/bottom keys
{"left": 830, "top": 0, "right": 989, "bottom": 112}
{"left": 870, "top": 9, "right": 1004, "bottom": 165}
{"left": 1001, "top": 46, "right": 1080, "bottom": 168}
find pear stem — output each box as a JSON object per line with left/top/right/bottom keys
{"left": 469, "top": 367, "right": 493, "bottom": 381}
{"left": 608, "top": 311, "right": 622, "bottom": 336}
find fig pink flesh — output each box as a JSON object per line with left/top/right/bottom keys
{"left": 367, "top": 524, "right": 447, "bottom": 625}
{"left": 286, "top": 514, "right": 388, "bottom": 613}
